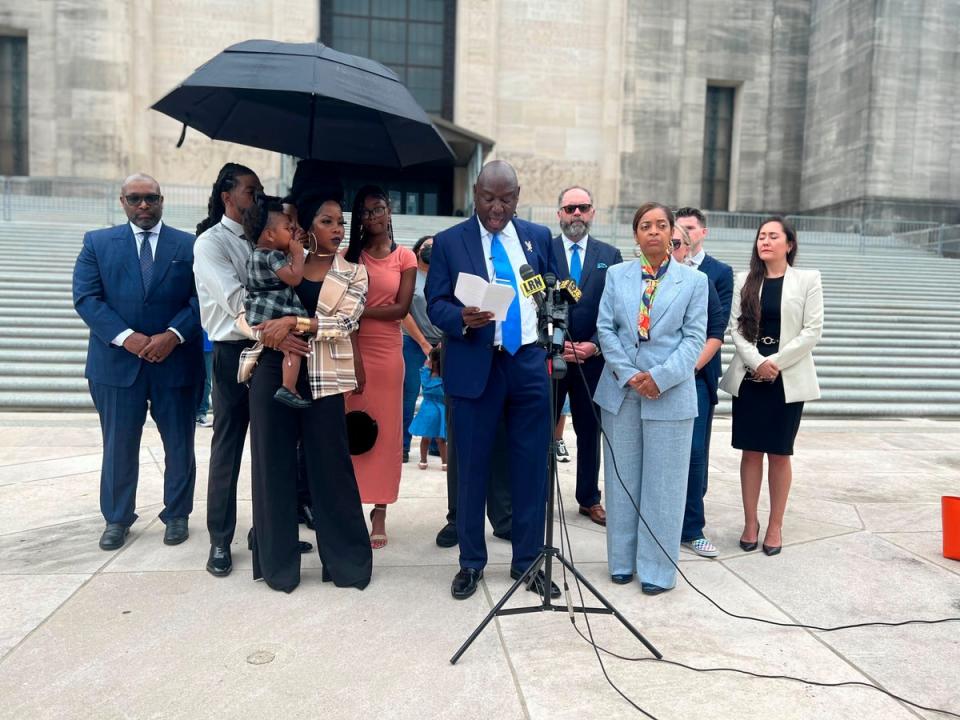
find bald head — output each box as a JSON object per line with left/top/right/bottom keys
{"left": 121, "top": 173, "right": 160, "bottom": 194}
{"left": 120, "top": 173, "right": 164, "bottom": 230}
{"left": 474, "top": 160, "right": 520, "bottom": 234}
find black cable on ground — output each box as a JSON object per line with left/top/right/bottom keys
{"left": 546, "top": 331, "right": 960, "bottom": 717}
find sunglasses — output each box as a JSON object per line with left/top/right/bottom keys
{"left": 560, "top": 203, "right": 593, "bottom": 214}
{"left": 671, "top": 239, "right": 689, "bottom": 249}
{"left": 124, "top": 194, "right": 161, "bottom": 206}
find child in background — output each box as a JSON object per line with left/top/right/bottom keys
{"left": 408, "top": 346, "right": 447, "bottom": 470}
{"left": 243, "top": 194, "right": 311, "bottom": 409}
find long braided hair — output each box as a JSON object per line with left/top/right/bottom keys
{"left": 345, "top": 185, "right": 395, "bottom": 263}
{"left": 195, "top": 162, "right": 257, "bottom": 236}
{"left": 737, "top": 216, "right": 798, "bottom": 343}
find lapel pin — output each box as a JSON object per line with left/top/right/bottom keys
{"left": 524, "top": 240, "right": 532, "bottom": 253}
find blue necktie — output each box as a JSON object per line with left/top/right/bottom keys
{"left": 490, "top": 233, "right": 522, "bottom": 354}
{"left": 139, "top": 231, "right": 154, "bottom": 294}
{"left": 569, "top": 242, "right": 582, "bottom": 285}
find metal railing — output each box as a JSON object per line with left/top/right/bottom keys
{"left": 0, "top": 175, "right": 283, "bottom": 228}
{"left": 0, "top": 177, "right": 954, "bottom": 256}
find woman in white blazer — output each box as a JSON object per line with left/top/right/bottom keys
{"left": 720, "top": 217, "right": 823, "bottom": 557}
{"left": 595, "top": 203, "right": 707, "bottom": 594}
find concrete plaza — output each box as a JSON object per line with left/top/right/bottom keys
{"left": 0, "top": 412, "right": 958, "bottom": 719}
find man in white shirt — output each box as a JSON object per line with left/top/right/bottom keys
{"left": 192, "top": 163, "right": 264, "bottom": 577}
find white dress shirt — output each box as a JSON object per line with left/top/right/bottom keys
{"left": 111, "top": 221, "right": 185, "bottom": 347}
{"left": 688, "top": 248, "right": 705, "bottom": 269}
{"left": 193, "top": 215, "right": 253, "bottom": 342}
{"left": 476, "top": 217, "right": 538, "bottom": 346}
{"left": 562, "top": 234, "right": 589, "bottom": 276}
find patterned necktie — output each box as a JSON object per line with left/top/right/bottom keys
{"left": 490, "top": 232, "right": 522, "bottom": 354}
{"left": 569, "top": 243, "right": 582, "bottom": 285}
{"left": 139, "top": 231, "right": 154, "bottom": 293}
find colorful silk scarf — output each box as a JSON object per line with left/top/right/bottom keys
{"left": 637, "top": 254, "right": 670, "bottom": 341}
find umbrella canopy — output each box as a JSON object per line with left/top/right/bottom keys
{"left": 152, "top": 40, "right": 454, "bottom": 168}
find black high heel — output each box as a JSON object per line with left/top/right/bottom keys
{"left": 762, "top": 544, "right": 782, "bottom": 556}
{"left": 739, "top": 539, "right": 759, "bottom": 552}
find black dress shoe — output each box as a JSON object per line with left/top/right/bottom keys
{"left": 511, "top": 568, "right": 561, "bottom": 599}
{"left": 451, "top": 568, "right": 483, "bottom": 599}
{"left": 299, "top": 541, "right": 313, "bottom": 554}
{"left": 163, "top": 517, "right": 189, "bottom": 546}
{"left": 435, "top": 522, "right": 458, "bottom": 548}
{"left": 99, "top": 523, "right": 129, "bottom": 551}
{"left": 402, "top": 450, "right": 410, "bottom": 463}
{"left": 762, "top": 544, "right": 782, "bottom": 556}
{"left": 641, "top": 583, "right": 670, "bottom": 595}
{"left": 611, "top": 573, "right": 634, "bottom": 584}
{"left": 206, "top": 544, "right": 232, "bottom": 577}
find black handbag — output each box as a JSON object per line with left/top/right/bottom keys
{"left": 345, "top": 410, "right": 378, "bottom": 455}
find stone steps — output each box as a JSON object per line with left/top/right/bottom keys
{"left": 0, "top": 219, "right": 959, "bottom": 415}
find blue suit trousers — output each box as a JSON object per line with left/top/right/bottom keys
{"left": 451, "top": 345, "right": 550, "bottom": 573}
{"left": 90, "top": 371, "right": 197, "bottom": 527}
{"left": 681, "top": 376, "right": 714, "bottom": 542}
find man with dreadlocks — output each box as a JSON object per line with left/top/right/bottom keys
{"left": 193, "top": 162, "right": 269, "bottom": 577}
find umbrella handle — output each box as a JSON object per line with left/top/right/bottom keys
{"left": 176, "top": 123, "right": 187, "bottom": 148}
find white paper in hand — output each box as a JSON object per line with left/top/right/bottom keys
{"left": 455, "top": 272, "right": 516, "bottom": 321}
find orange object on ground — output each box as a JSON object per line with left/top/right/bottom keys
{"left": 944, "top": 496, "right": 960, "bottom": 560}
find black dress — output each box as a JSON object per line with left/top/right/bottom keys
{"left": 249, "top": 277, "right": 372, "bottom": 592}
{"left": 731, "top": 276, "right": 804, "bottom": 455}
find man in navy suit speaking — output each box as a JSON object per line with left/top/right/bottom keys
{"left": 73, "top": 174, "right": 202, "bottom": 551}
{"left": 426, "top": 161, "right": 559, "bottom": 601}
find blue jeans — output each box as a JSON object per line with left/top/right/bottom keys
{"left": 196, "top": 351, "right": 213, "bottom": 417}
{"left": 681, "top": 376, "right": 714, "bottom": 542}
{"left": 402, "top": 335, "right": 426, "bottom": 453}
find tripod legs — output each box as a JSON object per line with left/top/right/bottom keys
{"left": 449, "top": 550, "right": 661, "bottom": 664}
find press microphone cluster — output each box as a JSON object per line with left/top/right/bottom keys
{"left": 518, "top": 264, "right": 580, "bottom": 378}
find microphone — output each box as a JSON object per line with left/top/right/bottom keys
{"left": 556, "top": 278, "right": 582, "bottom": 303}
{"left": 518, "top": 264, "right": 545, "bottom": 308}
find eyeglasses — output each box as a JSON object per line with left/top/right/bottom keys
{"left": 560, "top": 204, "right": 593, "bottom": 214}
{"left": 124, "top": 194, "right": 161, "bottom": 206}
{"left": 360, "top": 205, "right": 388, "bottom": 220}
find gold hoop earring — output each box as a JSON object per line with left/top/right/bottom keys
{"left": 307, "top": 232, "right": 318, "bottom": 254}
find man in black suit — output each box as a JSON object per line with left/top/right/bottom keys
{"left": 675, "top": 206, "right": 733, "bottom": 557}
{"left": 552, "top": 186, "right": 622, "bottom": 526}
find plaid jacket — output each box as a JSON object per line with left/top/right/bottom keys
{"left": 237, "top": 253, "right": 368, "bottom": 398}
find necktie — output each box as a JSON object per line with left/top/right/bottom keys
{"left": 569, "top": 243, "right": 582, "bottom": 285}
{"left": 490, "top": 233, "right": 522, "bottom": 354}
{"left": 139, "top": 231, "right": 154, "bottom": 293}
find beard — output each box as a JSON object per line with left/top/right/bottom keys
{"left": 560, "top": 218, "right": 590, "bottom": 241}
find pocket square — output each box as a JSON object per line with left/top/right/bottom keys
{"left": 596, "top": 262, "right": 608, "bottom": 269}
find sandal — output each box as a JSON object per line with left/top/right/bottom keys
{"left": 441, "top": 463, "right": 447, "bottom": 471}
{"left": 369, "top": 507, "right": 387, "bottom": 550}
{"left": 418, "top": 459, "right": 428, "bottom": 469}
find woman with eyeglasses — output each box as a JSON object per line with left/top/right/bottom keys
{"left": 594, "top": 202, "right": 707, "bottom": 595}
{"left": 720, "top": 217, "right": 823, "bottom": 556}
{"left": 344, "top": 186, "right": 418, "bottom": 549}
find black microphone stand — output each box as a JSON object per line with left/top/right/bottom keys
{"left": 450, "top": 276, "right": 661, "bottom": 665}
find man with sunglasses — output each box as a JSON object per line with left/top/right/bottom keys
{"left": 552, "top": 186, "right": 622, "bottom": 526}
{"left": 674, "top": 206, "right": 733, "bottom": 558}
{"left": 73, "top": 174, "right": 202, "bottom": 551}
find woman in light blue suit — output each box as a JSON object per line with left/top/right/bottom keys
{"left": 594, "top": 203, "right": 708, "bottom": 594}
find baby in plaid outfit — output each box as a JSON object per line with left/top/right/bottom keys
{"left": 243, "top": 195, "right": 311, "bottom": 409}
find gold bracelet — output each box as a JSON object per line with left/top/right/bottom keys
{"left": 296, "top": 316, "right": 312, "bottom": 333}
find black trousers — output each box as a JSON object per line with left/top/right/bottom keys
{"left": 249, "top": 349, "right": 371, "bottom": 592}
{"left": 205, "top": 340, "right": 253, "bottom": 545}
{"left": 444, "top": 394, "right": 512, "bottom": 535}
{"left": 553, "top": 355, "right": 604, "bottom": 508}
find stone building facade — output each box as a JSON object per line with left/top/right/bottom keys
{"left": 0, "top": 0, "right": 957, "bottom": 221}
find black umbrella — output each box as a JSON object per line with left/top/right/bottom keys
{"left": 151, "top": 39, "right": 454, "bottom": 168}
